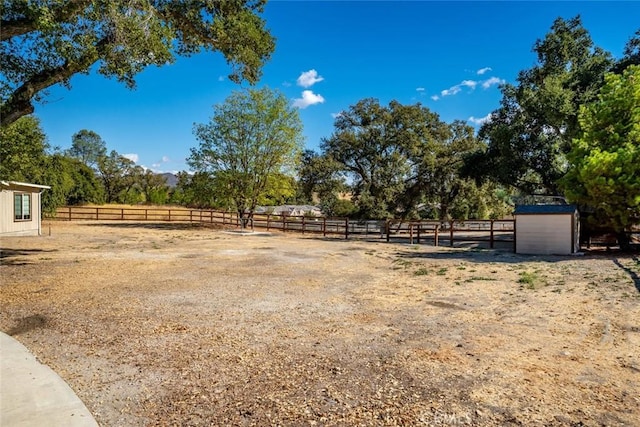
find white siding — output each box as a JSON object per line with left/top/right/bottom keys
{"left": 516, "top": 214, "right": 573, "bottom": 255}
{"left": 0, "top": 189, "right": 42, "bottom": 236}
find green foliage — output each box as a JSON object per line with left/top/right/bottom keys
{"left": 296, "top": 150, "right": 346, "bottom": 204}
{"left": 66, "top": 129, "right": 107, "bottom": 168}
{"left": 468, "top": 16, "right": 614, "bottom": 195}
{"left": 170, "top": 172, "right": 218, "bottom": 209}
{"left": 1, "top": 0, "right": 275, "bottom": 126}
{"left": 0, "top": 117, "right": 103, "bottom": 212}
{"left": 261, "top": 173, "right": 297, "bottom": 206}
{"left": 97, "top": 150, "right": 141, "bottom": 203}
{"left": 189, "top": 87, "right": 304, "bottom": 225}
{"left": 0, "top": 116, "right": 48, "bottom": 181}
{"left": 40, "top": 155, "right": 104, "bottom": 213}
{"left": 561, "top": 65, "right": 640, "bottom": 244}
{"left": 320, "top": 197, "right": 358, "bottom": 218}
{"left": 612, "top": 30, "right": 640, "bottom": 74}
{"left": 139, "top": 170, "right": 169, "bottom": 205}
{"left": 319, "top": 99, "right": 501, "bottom": 220}
{"left": 321, "top": 98, "right": 449, "bottom": 219}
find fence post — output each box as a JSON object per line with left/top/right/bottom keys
{"left": 168, "top": 210, "right": 171, "bottom": 221}
{"left": 267, "top": 214, "right": 271, "bottom": 231}
{"left": 490, "top": 220, "right": 495, "bottom": 249}
{"left": 449, "top": 221, "right": 454, "bottom": 247}
{"left": 434, "top": 225, "right": 439, "bottom": 247}
{"left": 323, "top": 217, "right": 327, "bottom": 237}
{"left": 416, "top": 222, "right": 421, "bottom": 244}
{"left": 345, "top": 218, "right": 349, "bottom": 239}
{"left": 282, "top": 215, "right": 286, "bottom": 232}
{"left": 69, "top": 206, "right": 72, "bottom": 221}
{"left": 95, "top": 207, "right": 99, "bottom": 220}
{"left": 386, "top": 220, "right": 390, "bottom": 242}
{"left": 302, "top": 215, "right": 306, "bottom": 234}
{"left": 190, "top": 210, "right": 193, "bottom": 224}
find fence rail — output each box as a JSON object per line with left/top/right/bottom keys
{"left": 48, "top": 206, "right": 516, "bottom": 248}
{"left": 385, "top": 219, "right": 515, "bottom": 249}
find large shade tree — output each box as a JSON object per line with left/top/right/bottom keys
{"left": 466, "top": 16, "right": 614, "bottom": 195}
{"left": 0, "top": 0, "right": 275, "bottom": 127}
{"left": 188, "top": 87, "right": 304, "bottom": 227}
{"left": 561, "top": 65, "right": 640, "bottom": 249}
{"left": 315, "top": 99, "right": 512, "bottom": 220}
{"left": 320, "top": 98, "right": 450, "bottom": 219}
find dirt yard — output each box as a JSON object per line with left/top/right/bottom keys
{"left": 1, "top": 221, "right": 639, "bottom": 426}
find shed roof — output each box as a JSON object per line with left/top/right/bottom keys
{"left": 514, "top": 204, "right": 577, "bottom": 215}
{"left": 0, "top": 180, "right": 50, "bottom": 191}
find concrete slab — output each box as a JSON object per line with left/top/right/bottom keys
{"left": 0, "top": 332, "right": 98, "bottom": 426}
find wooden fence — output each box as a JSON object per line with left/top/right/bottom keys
{"left": 385, "top": 219, "right": 515, "bottom": 249}
{"left": 48, "top": 206, "right": 516, "bottom": 248}
{"left": 49, "top": 206, "right": 352, "bottom": 238}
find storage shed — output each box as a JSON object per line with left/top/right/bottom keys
{"left": 0, "top": 181, "right": 50, "bottom": 236}
{"left": 514, "top": 204, "right": 580, "bottom": 255}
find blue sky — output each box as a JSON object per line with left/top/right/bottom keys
{"left": 34, "top": 1, "right": 639, "bottom": 173}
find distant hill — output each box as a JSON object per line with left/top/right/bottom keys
{"left": 160, "top": 173, "right": 178, "bottom": 188}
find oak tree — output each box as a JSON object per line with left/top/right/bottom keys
{"left": 1, "top": 0, "right": 275, "bottom": 127}
{"left": 468, "top": 16, "right": 613, "bottom": 195}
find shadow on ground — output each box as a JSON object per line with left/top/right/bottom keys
{"left": 6, "top": 314, "right": 49, "bottom": 336}
{"left": 84, "top": 222, "right": 223, "bottom": 231}
{"left": 613, "top": 257, "right": 640, "bottom": 293}
{"left": 0, "top": 248, "right": 58, "bottom": 266}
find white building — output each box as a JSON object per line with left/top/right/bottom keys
{"left": 0, "top": 181, "right": 50, "bottom": 236}
{"left": 514, "top": 204, "right": 579, "bottom": 255}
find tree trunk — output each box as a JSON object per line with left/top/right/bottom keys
{"left": 617, "top": 231, "right": 632, "bottom": 252}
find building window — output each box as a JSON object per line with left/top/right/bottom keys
{"left": 14, "top": 193, "right": 31, "bottom": 221}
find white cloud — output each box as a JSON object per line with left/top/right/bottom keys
{"left": 482, "top": 77, "right": 505, "bottom": 89}
{"left": 282, "top": 81, "right": 292, "bottom": 87}
{"left": 440, "top": 79, "right": 477, "bottom": 97}
{"left": 123, "top": 153, "right": 139, "bottom": 163}
{"left": 296, "top": 69, "right": 324, "bottom": 88}
{"left": 416, "top": 87, "right": 425, "bottom": 92}
{"left": 441, "top": 86, "right": 461, "bottom": 97}
{"left": 161, "top": 156, "right": 170, "bottom": 163}
{"left": 468, "top": 113, "right": 492, "bottom": 125}
{"left": 293, "top": 90, "right": 325, "bottom": 109}
{"left": 436, "top": 75, "right": 504, "bottom": 99}
{"left": 477, "top": 67, "right": 492, "bottom": 75}
{"left": 461, "top": 80, "right": 478, "bottom": 89}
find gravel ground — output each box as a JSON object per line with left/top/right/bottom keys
{"left": 1, "top": 221, "right": 639, "bottom": 426}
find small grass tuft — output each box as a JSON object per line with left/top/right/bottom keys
{"left": 518, "top": 271, "right": 539, "bottom": 289}
{"left": 436, "top": 267, "right": 448, "bottom": 276}
{"left": 414, "top": 267, "right": 430, "bottom": 276}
